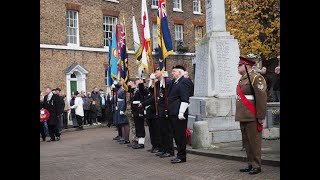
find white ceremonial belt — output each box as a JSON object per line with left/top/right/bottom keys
{"left": 133, "top": 101, "right": 140, "bottom": 104}
{"left": 244, "top": 95, "right": 254, "bottom": 100}
{"left": 118, "top": 98, "right": 124, "bottom": 101}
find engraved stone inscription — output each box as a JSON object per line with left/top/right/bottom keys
{"left": 215, "top": 40, "right": 234, "bottom": 94}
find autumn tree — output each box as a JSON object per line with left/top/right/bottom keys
{"left": 225, "top": 0, "right": 280, "bottom": 61}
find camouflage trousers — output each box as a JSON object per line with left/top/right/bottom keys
{"left": 125, "top": 110, "right": 137, "bottom": 142}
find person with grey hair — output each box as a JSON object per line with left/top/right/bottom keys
{"left": 167, "top": 65, "right": 193, "bottom": 164}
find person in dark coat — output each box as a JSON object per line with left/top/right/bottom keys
{"left": 69, "top": 92, "right": 78, "bottom": 128}
{"left": 91, "top": 87, "right": 102, "bottom": 124}
{"left": 272, "top": 66, "right": 280, "bottom": 102}
{"left": 151, "top": 68, "right": 174, "bottom": 158}
{"left": 43, "top": 86, "right": 63, "bottom": 141}
{"left": 130, "top": 79, "right": 147, "bottom": 149}
{"left": 82, "top": 91, "right": 92, "bottom": 125}
{"left": 106, "top": 93, "right": 113, "bottom": 127}
{"left": 117, "top": 81, "right": 130, "bottom": 144}
{"left": 167, "top": 65, "right": 193, "bottom": 164}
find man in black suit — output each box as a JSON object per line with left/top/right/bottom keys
{"left": 43, "top": 86, "right": 63, "bottom": 141}
{"left": 167, "top": 65, "right": 193, "bottom": 163}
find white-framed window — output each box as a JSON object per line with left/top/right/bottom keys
{"left": 194, "top": 26, "right": 203, "bottom": 42}
{"left": 151, "top": 0, "right": 158, "bottom": 9}
{"left": 193, "top": 0, "right": 201, "bottom": 14}
{"left": 174, "top": 24, "right": 183, "bottom": 41}
{"left": 173, "top": 0, "right": 182, "bottom": 11}
{"left": 152, "top": 22, "right": 158, "bottom": 51}
{"left": 103, "top": 16, "right": 118, "bottom": 47}
{"left": 67, "top": 10, "right": 79, "bottom": 46}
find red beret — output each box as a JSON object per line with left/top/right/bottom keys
{"left": 239, "top": 56, "right": 256, "bottom": 66}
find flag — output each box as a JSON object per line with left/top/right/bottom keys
{"left": 119, "top": 18, "right": 129, "bottom": 92}
{"left": 132, "top": 15, "right": 144, "bottom": 78}
{"left": 157, "top": 0, "right": 173, "bottom": 72}
{"left": 110, "top": 26, "right": 120, "bottom": 82}
{"left": 107, "top": 40, "right": 113, "bottom": 86}
{"left": 141, "top": 0, "right": 151, "bottom": 75}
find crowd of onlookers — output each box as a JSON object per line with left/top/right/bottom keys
{"left": 40, "top": 86, "right": 113, "bottom": 142}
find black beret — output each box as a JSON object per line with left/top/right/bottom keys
{"left": 172, "top": 65, "right": 186, "bottom": 71}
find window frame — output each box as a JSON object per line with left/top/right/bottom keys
{"left": 66, "top": 10, "right": 80, "bottom": 46}
{"left": 173, "top": 0, "right": 182, "bottom": 12}
{"left": 103, "top": 16, "right": 118, "bottom": 47}
{"left": 174, "top": 24, "right": 183, "bottom": 41}
{"left": 151, "top": 0, "right": 158, "bottom": 9}
{"left": 194, "top": 26, "right": 203, "bottom": 42}
{"left": 193, "top": 0, "right": 202, "bottom": 14}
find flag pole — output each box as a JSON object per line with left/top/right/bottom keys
{"left": 164, "top": 58, "right": 168, "bottom": 117}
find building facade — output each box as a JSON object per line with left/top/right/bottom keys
{"left": 40, "top": 0, "right": 206, "bottom": 100}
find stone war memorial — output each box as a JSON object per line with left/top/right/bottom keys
{"left": 189, "top": 0, "right": 241, "bottom": 148}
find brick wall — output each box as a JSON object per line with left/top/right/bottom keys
{"left": 40, "top": 0, "right": 202, "bottom": 91}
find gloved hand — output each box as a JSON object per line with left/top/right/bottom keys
{"left": 149, "top": 73, "right": 156, "bottom": 79}
{"left": 178, "top": 113, "right": 185, "bottom": 120}
{"left": 120, "top": 111, "right": 124, "bottom": 115}
{"left": 178, "top": 102, "right": 189, "bottom": 120}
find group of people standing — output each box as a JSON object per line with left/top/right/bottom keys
{"left": 40, "top": 86, "right": 112, "bottom": 142}
{"left": 40, "top": 56, "right": 272, "bottom": 174}
{"left": 110, "top": 65, "right": 194, "bottom": 164}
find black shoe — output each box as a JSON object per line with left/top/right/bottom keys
{"left": 249, "top": 168, "right": 261, "bottom": 175}
{"left": 47, "top": 139, "right": 55, "bottom": 142}
{"left": 171, "top": 158, "right": 186, "bottom": 164}
{"left": 147, "top": 148, "right": 154, "bottom": 152}
{"left": 156, "top": 151, "right": 165, "bottom": 156}
{"left": 113, "top": 136, "right": 120, "bottom": 140}
{"left": 160, "top": 152, "right": 173, "bottom": 158}
{"left": 151, "top": 148, "right": 161, "bottom": 153}
{"left": 56, "top": 136, "right": 60, "bottom": 141}
{"left": 117, "top": 139, "right": 125, "bottom": 142}
{"left": 127, "top": 142, "right": 138, "bottom": 147}
{"left": 107, "top": 123, "right": 111, "bottom": 128}
{"left": 132, "top": 144, "right": 144, "bottom": 149}
{"left": 119, "top": 140, "right": 130, "bottom": 144}
{"left": 239, "top": 166, "right": 253, "bottom": 172}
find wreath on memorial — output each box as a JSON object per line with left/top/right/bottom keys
{"left": 40, "top": 108, "right": 50, "bottom": 122}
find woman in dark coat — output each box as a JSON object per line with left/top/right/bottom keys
{"left": 70, "top": 92, "right": 78, "bottom": 128}
{"left": 90, "top": 100, "right": 98, "bottom": 125}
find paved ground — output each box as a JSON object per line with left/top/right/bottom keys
{"left": 187, "top": 139, "right": 280, "bottom": 167}
{"left": 40, "top": 126, "right": 280, "bottom": 180}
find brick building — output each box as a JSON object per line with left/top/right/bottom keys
{"left": 40, "top": 0, "right": 206, "bottom": 100}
